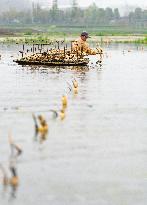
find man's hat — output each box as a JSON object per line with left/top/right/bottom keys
{"left": 81, "top": 31, "right": 91, "bottom": 38}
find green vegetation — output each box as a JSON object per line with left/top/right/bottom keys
{"left": 0, "top": 2, "right": 147, "bottom": 44}
{"left": 0, "top": 24, "right": 147, "bottom": 36}
{"left": 0, "top": 32, "right": 146, "bottom": 45}
{"left": 0, "top": 24, "right": 147, "bottom": 44}
{"left": 134, "top": 36, "right": 147, "bottom": 44}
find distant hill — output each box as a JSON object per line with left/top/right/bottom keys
{"left": 0, "top": 0, "right": 32, "bottom": 12}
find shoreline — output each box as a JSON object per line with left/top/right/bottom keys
{"left": 0, "top": 35, "right": 146, "bottom": 44}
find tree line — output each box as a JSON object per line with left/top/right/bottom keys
{"left": 0, "top": 3, "right": 147, "bottom": 28}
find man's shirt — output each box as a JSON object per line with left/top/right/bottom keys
{"left": 72, "top": 38, "right": 97, "bottom": 55}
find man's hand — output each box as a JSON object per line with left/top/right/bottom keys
{"left": 96, "top": 47, "right": 103, "bottom": 54}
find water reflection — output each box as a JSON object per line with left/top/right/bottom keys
{"left": 0, "top": 135, "right": 22, "bottom": 199}
{"left": 22, "top": 64, "right": 90, "bottom": 71}
{"left": 32, "top": 113, "right": 48, "bottom": 143}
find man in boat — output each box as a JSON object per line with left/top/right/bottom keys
{"left": 72, "top": 31, "right": 103, "bottom": 55}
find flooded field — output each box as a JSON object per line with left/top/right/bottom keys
{"left": 0, "top": 43, "right": 147, "bottom": 205}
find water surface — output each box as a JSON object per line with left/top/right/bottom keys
{"left": 0, "top": 43, "right": 147, "bottom": 205}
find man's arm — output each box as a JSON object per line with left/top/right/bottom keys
{"left": 72, "top": 41, "right": 79, "bottom": 52}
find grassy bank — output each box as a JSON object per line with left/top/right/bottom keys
{"left": 0, "top": 34, "right": 146, "bottom": 44}
{"left": 134, "top": 37, "right": 147, "bottom": 44}
{"left": 1, "top": 24, "right": 147, "bottom": 34}
{"left": 0, "top": 25, "right": 147, "bottom": 44}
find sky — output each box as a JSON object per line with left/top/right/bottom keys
{"left": 32, "top": 0, "right": 147, "bottom": 15}
{"left": 77, "top": 0, "right": 146, "bottom": 7}
{"left": 33, "top": 0, "right": 147, "bottom": 8}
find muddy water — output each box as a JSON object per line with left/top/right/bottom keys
{"left": 0, "top": 43, "right": 147, "bottom": 205}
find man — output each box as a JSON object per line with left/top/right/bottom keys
{"left": 72, "top": 31, "right": 102, "bottom": 55}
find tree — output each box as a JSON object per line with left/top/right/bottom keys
{"left": 97, "top": 8, "right": 105, "bottom": 24}
{"left": 52, "top": 0, "right": 58, "bottom": 10}
{"left": 128, "top": 11, "right": 135, "bottom": 25}
{"left": 114, "top": 8, "right": 120, "bottom": 20}
{"left": 84, "top": 3, "right": 98, "bottom": 25}
{"left": 71, "top": 0, "right": 78, "bottom": 18}
{"left": 105, "top": 7, "right": 114, "bottom": 22}
{"left": 51, "top": 0, "right": 59, "bottom": 23}
{"left": 134, "top": 7, "right": 142, "bottom": 20}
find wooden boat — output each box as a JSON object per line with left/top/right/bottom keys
{"left": 14, "top": 59, "right": 89, "bottom": 66}
{"left": 14, "top": 49, "right": 89, "bottom": 66}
